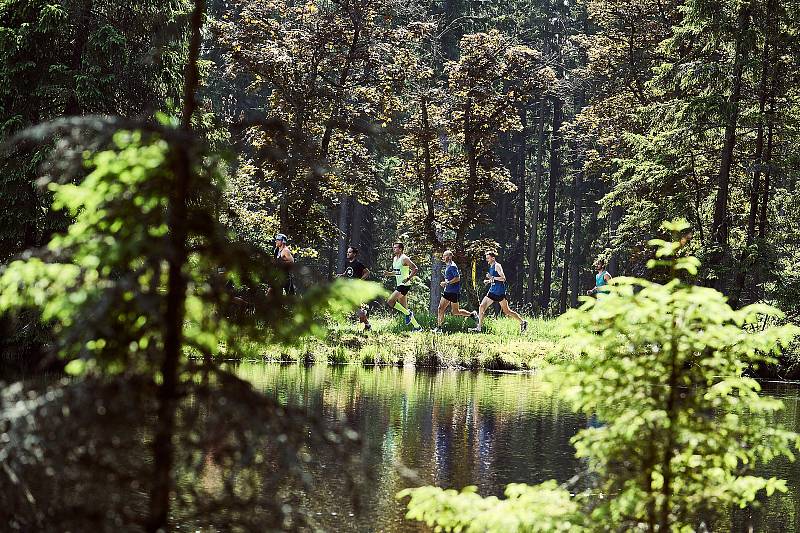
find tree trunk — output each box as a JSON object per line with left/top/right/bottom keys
{"left": 326, "top": 209, "right": 336, "bottom": 277}
{"left": 497, "top": 129, "right": 510, "bottom": 256}
{"left": 583, "top": 200, "right": 600, "bottom": 288}
{"left": 147, "top": 1, "right": 204, "bottom": 531}
{"left": 513, "top": 104, "right": 527, "bottom": 298}
{"left": 559, "top": 208, "right": 573, "bottom": 314}
{"left": 351, "top": 198, "right": 364, "bottom": 248}
{"left": 758, "top": 107, "right": 775, "bottom": 240}
{"left": 419, "top": 96, "right": 441, "bottom": 249}
{"left": 456, "top": 97, "right": 478, "bottom": 247}
{"left": 441, "top": 0, "right": 461, "bottom": 60}
{"left": 758, "top": 39, "right": 781, "bottom": 240}
{"left": 320, "top": 21, "right": 361, "bottom": 155}
{"left": 711, "top": 5, "right": 751, "bottom": 256}
{"left": 430, "top": 254, "right": 443, "bottom": 315}
{"left": 498, "top": 193, "right": 508, "bottom": 256}
{"left": 64, "top": 0, "right": 94, "bottom": 116}
{"left": 526, "top": 99, "right": 546, "bottom": 305}
{"left": 569, "top": 15, "right": 588, "bottom": 308}
{"left": 608, "top": 204, "right": 623, "bottom": 275}
{"left": 361, "top": 203, "right": 375, "bottom": 269}
{"left": 731, "top": 37, "right": 772, "bottom": 306}
{"left": 336, "top": 195, "right": 350, "bottom": 272}
{"left": 569, "top": 167, "right": 583, "bottom": 309}
{"left": 540, "top": 97, "right": 562, "bottom": 313}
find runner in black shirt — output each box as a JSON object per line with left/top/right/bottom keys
{"left": 336, "top": 246, "right": 372, "bottom": 330}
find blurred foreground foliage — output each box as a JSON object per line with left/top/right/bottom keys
{"left": 0, "top": 117, "right": 382, "bottom": 530}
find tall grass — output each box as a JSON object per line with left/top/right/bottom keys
{"left": 226, "top": 310, "right": 575, "bottom": 370}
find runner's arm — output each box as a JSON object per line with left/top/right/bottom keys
{"left": 403, "top": 257, "right": 418, "bottom": 283}
{"left": 361, "top": 268, "right": 370, "bottom": 280}
{"left": 492, "top": 263, "right": 507, "bottom": 283}
{"left": 588, "top": 280, "right": 600, "bottom": 295}
{"left": 282, "top": 248, "right": 295, "bottom": 263}
{"left": 441, "top": 265, "right": 459, "bottom": 287}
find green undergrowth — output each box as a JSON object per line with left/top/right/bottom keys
{"left": 228, "top": 312, "right": 576, "bottom": 370}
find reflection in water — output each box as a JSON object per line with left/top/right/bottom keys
{"left": 233, "top": 363, "right": 585, "bottom": 532}
{"left": 234, "top": 365, "right": 800, "bottom": 533}
{"left": 733, "top": 382, "right": 800, "bottom": 533}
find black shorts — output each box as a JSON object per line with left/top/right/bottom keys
{"left": 442, "top": 292, "right": 459, "bottom": 303}
{"left": 487, "top": 292, "right": 506, "bottom": 302}
{"left": 271, "top": 277, "right": 295, "bottom": 295}
{"left": 395, "top": 285, "right": 411, "bottom": 296}
{"left": 284, "top": 279, "right": 295, "bottom": 295}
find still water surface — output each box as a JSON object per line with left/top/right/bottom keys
{"left": 232, "top": 363, "right": 800, "bottom": 532}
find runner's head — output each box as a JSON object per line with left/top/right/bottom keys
{"left": 485, "top": 251, "right": 497, "bottom": 265}
{"left": 392, "top": 242, "right": 404, "bottom": 256}
{"left": 347, "top": 246, "right": 358, "bottom": 258}
{"left": 594, "top": 259, "right": 606, "bottom": 272}
{"left": 275, "top": 233, "right": 288, "bottom": 248}
{"left": 442, "top": 250, "right": 453, "bottom": 262}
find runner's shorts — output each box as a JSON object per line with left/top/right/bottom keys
{"left": 487, "top": 292, "right": 506, "bottom": 302}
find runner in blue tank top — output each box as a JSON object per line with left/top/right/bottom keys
{"left": 588, "top": 259, "right": 612, "bottom": 297}
{"left": 470, "top": 251, "right": 527, "bottom": 334}
{"left": 432, "top": 250, "right": 478, "bottom": 333}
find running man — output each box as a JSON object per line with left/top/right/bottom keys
{"left": 271, "top": 233, "right": 295, "bottom": 295}
{"left": 471, "top": 251, "right": 527, "bottom": 334}
{"left": 432, "top": 250, "right": 477, "bottom": 333}
{"left": 383, "top": 242, "right": 422, "bottom": 331}
{"left": 587, "top": 259, "right": 612, "bottom": 297}
{"left": 336, "top": 246, "right": 372, "bottom": 331}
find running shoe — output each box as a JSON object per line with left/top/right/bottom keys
{"left": 404, "top": 311, "right": 413, "bottom": 325}
{"left": 468, "top": 326, "right": 481, "bottom": 333}
{"left": 431, "top": 327, "right": 443, "bottom": 333}
{"left": 364, "top": 323, "right": 372, "bottom": 332}
{"left": 412, "top": 326, "right": 422, "bottom": 332}
{"left": 520, "top": 320, "right": 528, "bottom": 334}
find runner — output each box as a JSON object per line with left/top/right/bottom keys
{"left": 271, "top": 233, "right": 295, "bottom": 295}
{"left": 587, "top": 259, "right": 612, "bottom": 297}
{"left": 470, "top": 251, "right": 527, "bottom": 334}
{"left": 383, "top": 242, "right": 421, "bottom": 331}
{"left": 432, "top": 250, "right": 477, "bottom": 333}
{"left": 335, "top": 246, "right": 372, "bottom": 331}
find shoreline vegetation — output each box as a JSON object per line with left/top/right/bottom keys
{"left": 228, "top": 313, "right": 580, "bottom": 370}
{"left": 222, "top": 311, "right": 800, "bottom": 378}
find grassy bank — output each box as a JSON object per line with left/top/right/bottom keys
{"left": 232, "top": 312, "right": 574, "bottom": 370}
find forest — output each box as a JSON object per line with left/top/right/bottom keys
{"left": 4, "top": 0, "right": 800, "bottom": 318}
{"left": 2, "top": 0, "right": 800, "bottom": 531}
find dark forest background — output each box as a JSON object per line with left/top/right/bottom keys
{"left": 3, "top": 0, "right": 800, "bottom": 320}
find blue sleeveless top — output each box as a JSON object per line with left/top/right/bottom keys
{"left": 488, "top": 263, "right": 505, "bottom": 295}
{"left": 596, "top": 270, "right": 609, "bottom": 288}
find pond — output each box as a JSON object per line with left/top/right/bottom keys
{"left": 233, "top": 362, "right": 800, "bottom": 532}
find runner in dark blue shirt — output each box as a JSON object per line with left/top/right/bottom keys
{"left": 470, "top": 251, "right": 527, "bottom": 334}
{"left": 433, "top": 250, "right": 477, "bottom": 333}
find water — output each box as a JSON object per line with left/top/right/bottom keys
{"left": 235, "top": 363, "right": 584, "bottom": 531}
{"left": 233, "top": 363, "right": 800, "bottom": 532}
{"left": 741, "top": 381, "right": 800, "bottom": 532}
